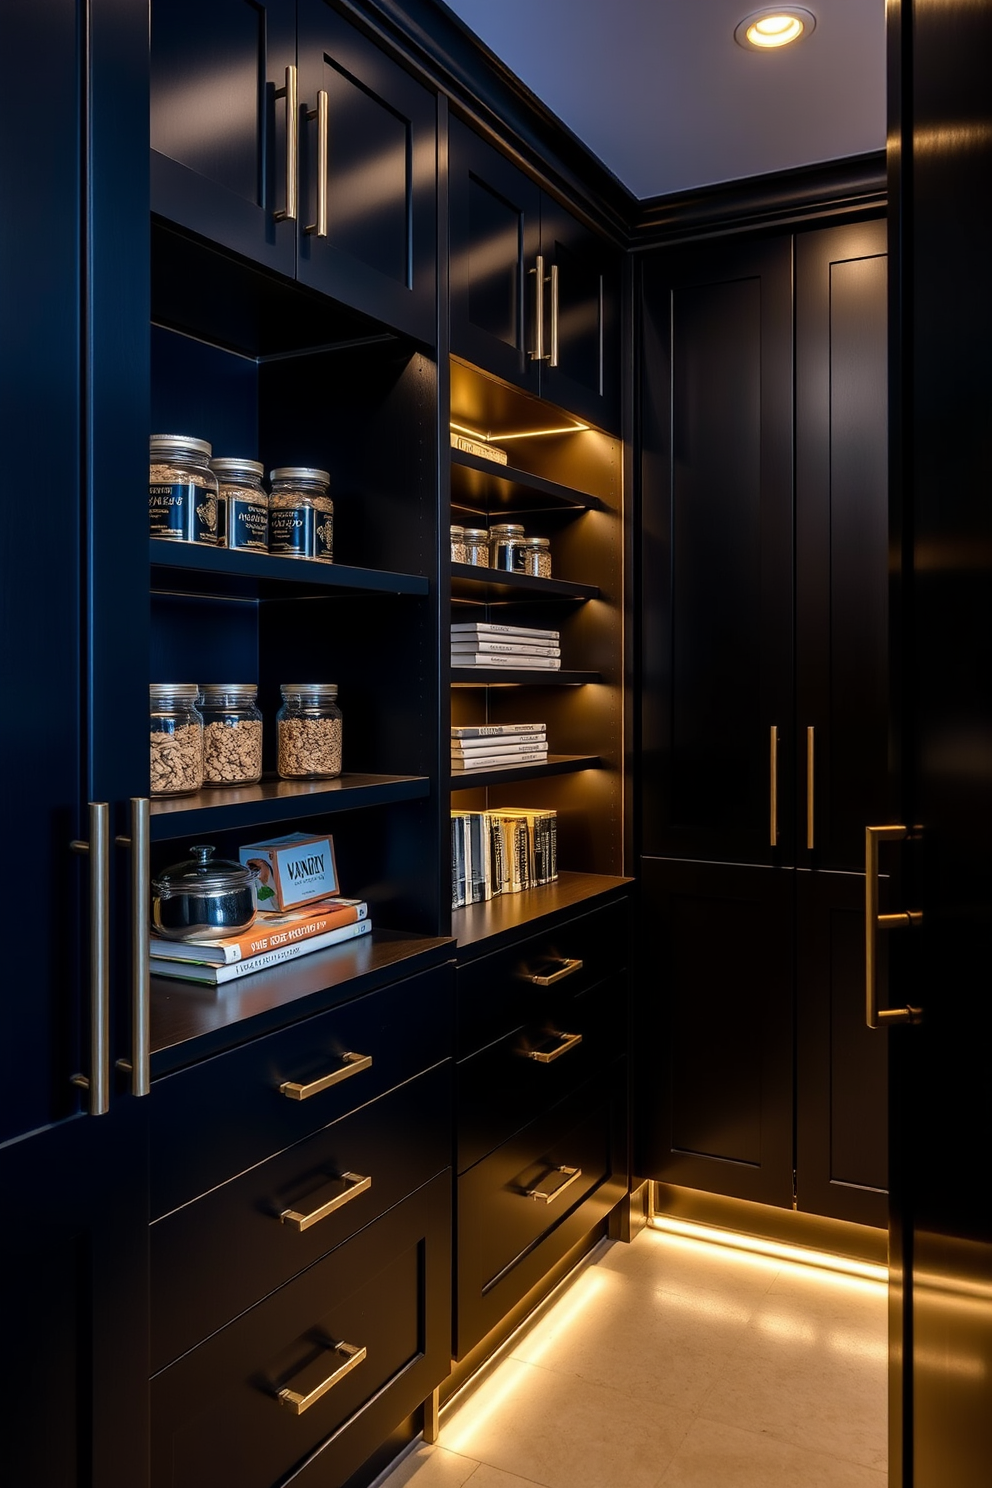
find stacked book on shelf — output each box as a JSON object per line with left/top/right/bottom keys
{"left": 150, "top": 897, "right": 371, "bottom": 985}
{"left": 452, "top": 808, "right": 557, "bottom": 908}
{"left": 451, "top": 621, "right": 561, "bottom": 670}
{"left": 451, "top": 721, "right": 548, "bottom": 774}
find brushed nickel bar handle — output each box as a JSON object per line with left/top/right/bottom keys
{"left": 769, "top": 725, "right": 779, "bottom": 848}
{"left": 529, "top": 253, "right": 546, "bottom": 361}
{"left": 277, "top": 1341, "right": 366, "bottom": 1415}
{"left": 865, "top": 824, "right": 924, "bottom": 1029}
{"left": 280, "top": 1172, "right": 371, "bottom": 1232}
{"left": 273, "top": 64, "right": 298, "bottom": 223}
{"left": 279, "top": 1051, "right": 372, "bottom": 1101}
{"left": 70, "top": 803, "right": 111, "bottom": 1116}
{"left": 518, "top": 957, "right": 583, "bottom": 987}
{"left": 549, "top": 262, "right": 560, "bottom": 367}
{"left": 305, "top": 89, "right": 328, "bottom": 237}
{"left": 525, "top": 1030, "right": 582, "bottom": 1064}
{"left": 806, "top": 725, "right": 815, "bottom": 851}
{"left": 525, "top": 1164, "right": 582, "bottom": 1205}
{"left": 115, "top": 797, "right": 150, "bottom": 1097}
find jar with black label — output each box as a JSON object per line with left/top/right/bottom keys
{"left": 520, "top": 535, "right": 553, "bottom": 578}
{"left": 198, "top": 684, "right": 264, "bottom": 786}
{"left": 150, "top": 683, "right": 204, "bottom": 796}
{"left": 269, "top": 467, "right": 333, "bottom": 562}
{"left": 463, "top": 528, "right": 490, "bottom": 566}
{"left": 490, "top": 522, "right": 525, "bottom": 571}
{"left": 149, "top": 435, "right": 220, "bottom": 545}
{"left": 210, "top": 458, "right": 269, "bottom": 552}
{"left": 277, "top": 684, "right": 343, "bottom": 779}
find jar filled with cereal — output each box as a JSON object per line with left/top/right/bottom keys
{"left": 277, "top": 684, "right": 343, "bottom": 779}
{"left": 210, "top": 458, "right": 269, "bottom": 552}
{"left": 269, "top": 467, "right": 333, "bottom": 562}
{"left": 462, "top": 528, "right": 490, "bottom": 566}
{"left": 149, "top": 435, "right": 220, "bottom": 545}
{"left": 150, "top": 684, "right": 204, "bottom": 796}
{"left": 198, "top": 684, "right": 264, "bottom": 787}
{"left": 520, "top": 535, "right": 552, "bottom": 578}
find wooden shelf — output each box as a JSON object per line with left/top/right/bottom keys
{"left": 451, "top": 667, "right": 598, "bottom": 686}
{"left": 150, "top": 772, "right": 430, "bottom": 839}
{"left": 453, "top": 871, "right": 632, "bottom": 955}
{"left": 449, "top": 563, "right": 599, "bottom": 603}
{"left": 150, "top": 539, "right": 428, "bottom": 600}
{"left": 450, "top": 754, "right": 600, "bottom": 789}
{"left": 449, "top": 448, "right": 605, "bottom": 514}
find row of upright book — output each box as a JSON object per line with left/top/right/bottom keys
{"left": 451, "top": 621, "right": 561, "bottom": 670}
{"left": 452, "top": 808, "right": 557, "bottom": 908}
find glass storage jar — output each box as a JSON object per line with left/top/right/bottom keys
{"left": 520, "top": 535, "right": 552, "bottom": 578}
{"left": 198, "top": 684, "right": 264, "bottom": 787}
{"left": 269, "top": 467, "right": 333, "bottom": 562}
{"left": 462, "top": 528, "right": 490, "bottom": 566}
{"left": 149, "top": 434, "right": 219, "bottom": 545}
{"left": 489, "top": 522, "right": 525, "bottom": 571}
{"left": 450, "top": 524, "right": 468, "bottom": 563}
{"left": 150, "top": 683, "right": 204, "bottom": 796}
{"left": 210, "top": 458, "right": 269, "bottom": 552}
{"left": 277, "top": 684, "right": 343, "bottom": 779}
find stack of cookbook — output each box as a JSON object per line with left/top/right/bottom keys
{"left": 451, "top": 722, "right": 548, "bottom": 774}
{"left": 149, "top": 897, "right": 371, "bottom": 985}
{"left": 451, "top": 621, "right": 561, "bottom": 670}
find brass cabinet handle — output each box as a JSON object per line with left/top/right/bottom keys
{"left": 524, "top": 1030, "right": 582, "bottom": 1064}
{"left": 273, "top": 64, "right": 298, "bottom": 223}
{"left": 865, "top": 824, "right": 924, "bottom": 1029}
{"left": 529, "top": 253, "right": 546, "bottom": 361}
{"left": 806, "top": 726, "right": 815, "bottom": 851}
{"left": 114, "top": 797, "right": 150, "bottom": 1098}
{"left": 70, "top": 803, "right": 111, "bottom": 1116}
{"left": 279, "top": 1172, "right": 371, "bottom": 1232}
{"left": 769, "top": 725, "right": 779, "bottom": 847}
{"left": 525, "top": 1164, "right": 582, "bottom": 1205}
{"left": 276, "top": 1340, "right": 366, "bottom": 1415}
{"left": 305, "top": 89, "right": 328, "bottom": 237}
{"left": 279, "top": 1051, "right": 372, "bottom": 1101}
{"left": 549, "top": 261, "right": 560, "bottom": 367}
{"left": 518, "top": 957, "right": 583, "bottom": 987}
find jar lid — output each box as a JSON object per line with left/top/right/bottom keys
{"left": 198, "top": 683, "right": 258, "bottom": 697}
{"left": 152, "top": 844, "right": 258, "bottom": 899}
{"left": 490, "top": 523, "right": 525, "bottom": 536}
{"left": 462, "top": 528, "right": 490, "bottom": 540}
{"left": 450, "top": 525, "right": 465, "bottom": 536}
{"left": 150, "top": 434, "right": 212, "bottom": 459}
{"left": 150, "top": 683, "right": 199, "bottom": 700}
{"left": 270, "top": 467, "right": 331, "bottom": 485}
{"left": 280, "top": 683, "right": 339, "bottom": 698}
{"left": 210, "top": 458, "right": 265, "bottom": 479}
{"left": 522, "top": 535, "right": 550, "bottom": 547}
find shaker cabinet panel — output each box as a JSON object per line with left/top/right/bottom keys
{"left": 538, "top": 193, "right": 620, "bottom": 432}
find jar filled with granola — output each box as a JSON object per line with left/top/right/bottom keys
{"left": 198, "top": 684, "right": 264, "bottom": 787}
{"left": 450, "top": 524, "right": 468, "bottom": 563}
{"left": 277, "top": 684, "right": 343, "bottom": 779}
{"left": 210, "top": 458, "right": 269, "bottom": 552}
{"left": 150, "top": 684, "right": 204, "bottom": 796}
{"left": 269, "top": 467, "right": 333, "bottom": 562}
{"left": 462, "top": 528, "right": 490, "bottom": 566}
{"left": 490, "top": 522, "right": 526, "bottom": 571}
{"left": 520, "top": 535, "right": 552, "bottom": 578}
{"left": 149, "top": 435, "right": 219, "bottom": 545}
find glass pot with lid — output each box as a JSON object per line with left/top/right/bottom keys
{"left": 151, "top": 844, "right": 259, "bottom": 941}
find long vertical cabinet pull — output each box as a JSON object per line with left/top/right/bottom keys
{"left": 806, "top": 726, "right": 815, "bottom": 851}
{"left": 305, "top": 90, "right": 329, "bottom": 238}
{"left": 530, "top": 253, "right": 546, "bottom": 361}
{"left": 769, "top": 725, "right": 779, "bottom": 847}
{"left": 115, "top": 798, "right": 151, "bottom": 1097}
{"left": 549, "top": 262, "right": 560, "bottom": 367}
{"left": 70, "top": 803, "right": 111, "bottom": 1115}
{"left": 274, "top": 65, "right": 298, "bottom": 223}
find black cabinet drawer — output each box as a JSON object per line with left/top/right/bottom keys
{"left": 151, "top": 964, "right": 453, "bottom": 1217}
{"left": 151, "top": 1063, "right": 451, "bottom": 1373}
{"left": 455, "top": 1066, "right": 626, "bottom": 1358}
{"left": 152, "top": 1172, "right": 451, "bottom": 1488}
{"left": 457, "top": 973, "right": 626, "bottom": 1173}
{"left": 457, "top": 899, "right": 628, "bottom": 1059}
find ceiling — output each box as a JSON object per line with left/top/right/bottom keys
{"left": 438, "top": 0, "right": 886, "bottom": 201}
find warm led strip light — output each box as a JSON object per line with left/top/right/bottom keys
{"left": 649, "top": 1214, "right": 887, "bottom": 1284}
{"left": 735, "top": 9, "right": 816, "bottom": 50}
{"left": 449, "top": 419, "right": 589, "bottom": 443}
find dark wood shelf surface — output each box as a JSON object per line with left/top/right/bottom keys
{"left": 150, "top": 539, "right": 428, "bottom": 599}
{"left": 150, "top": 772, "right": 430, "bottom": 839}
{"left": 449, "top": 563, "right": 599, "bottom": 603}
{"left": 450, "top": 754, "right": 601, "bottom": 789}
{"left": 450, "top": 448, "right": 606, "bottom": 514}
{"left": 451, "top": 667, "right": 598, "bottom": 686}
{"left": 453, "top": 870, "right": 633, "bottom": 957}
{"left": 149, "top": 929, "right": 454, "bottom": 1072}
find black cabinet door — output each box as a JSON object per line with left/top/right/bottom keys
{"left": 297, "top": 1, "right": 437, "bottom": 342}
{"left": 539, "top": 194, "right": 621, "bottom": 433}
{"left": 449, "top": 116, "right": 542, "bottom": 395}
{"left": 795, "top": 219, "right": 890, "bottom": 871}
{"left": 636, "top": 857, "right": 795, "bottom": 1208}
{"left": 150, "top": 0, "right": 298, "bottom": 276}
{"left": 640, "top": 236, "right": 794, "bottom": 866}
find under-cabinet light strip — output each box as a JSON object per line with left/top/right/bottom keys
{"left": 449, "top": 419, "right": 589, "bottom": 443}
{"left": 648, "top": 1215, "right": 887, "bottom": 1283}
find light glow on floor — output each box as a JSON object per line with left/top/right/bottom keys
{"left": 648, "top": 1215, "right": 888, "bottom": 1286}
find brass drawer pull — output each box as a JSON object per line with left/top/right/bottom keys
{"left": 280, "top": 1172, "right": 372, "bottom": 1233}
{"left": 525, "top": 1164, "right": 582, "bottom": 1205}
{"left": 305, "top": 89, "right": 329, "bottom": 237}
{"left": 276, "top": 1340, "right": 366, "bottom": 1415}
{"left": 524, "top": 1030, "right": 582, "bottom": 1064}
{"left": 519, "top": 957, "right": 583, "bottom": 987}
{"left": 279, "top": 1051, "right": 372, "bottom": 1101}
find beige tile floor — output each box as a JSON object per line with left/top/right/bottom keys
{"left": 377, "top": 1222, "right": 888, "bottom": 1488}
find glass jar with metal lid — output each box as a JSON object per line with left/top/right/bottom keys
{"left": 198, "top": 684, "right": 264, "bottom": 787}
{"left": 150, "top": 683, "right": 204, "bottom": 796}
{"left": 269, "top": 467, "right": 333, "bottom": 562}
{"left": 520, "top": 535, "right": 552, "bottom": 578}
{"left": 450, "top": 524, "right": 468, "bottom": 563}
{"left": 277, "top": 684, "right": 343, "bottom": 779}
{"left": 209, "top": 458, "right": 269, "bottom": 552}
{"left": 462, "top": 528, "right": 490, "bottom": 566}
{"left": 149, "top": 434, "right": 219, "bottom": 545}
{"left": 489, "top": 522, "right": 526, "bottom": 571}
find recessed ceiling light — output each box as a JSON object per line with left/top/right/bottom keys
{"left": 735, "top": 8, "right": 816, "bottom": 50}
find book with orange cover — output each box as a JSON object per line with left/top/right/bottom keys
{"left": 149, "top": 897, "right": 367, "bottom": 965}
